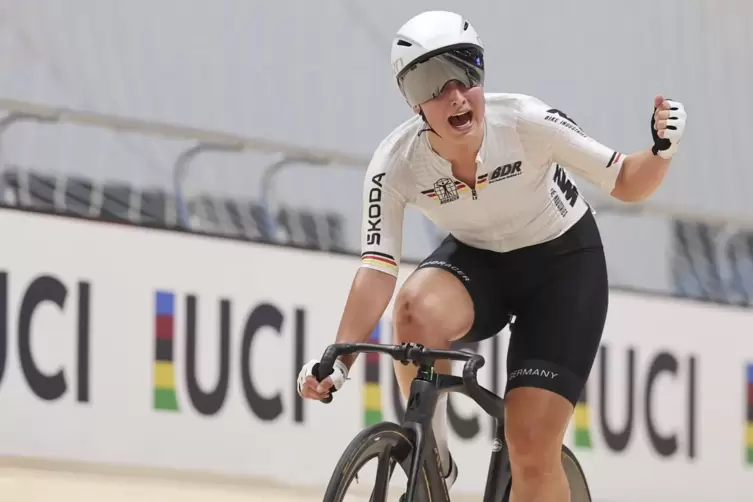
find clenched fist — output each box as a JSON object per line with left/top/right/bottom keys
{"left": 651, "top": 95, "right": 687, "bottom": 159}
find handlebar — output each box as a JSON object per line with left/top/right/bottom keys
{"left": 312, "top": 342, "right": 504, "bottom": 418}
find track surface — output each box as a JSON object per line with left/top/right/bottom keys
{"left": 0, "top": 461, "right": 484, "bottom": 502}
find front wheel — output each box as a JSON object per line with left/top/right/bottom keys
{"left": 322, "top": 421, "right": 431, "bottom": 501}
{"left": 501, "top": 445, "right": 592, "bottom": 502}
{"left": 561, "top": 445, "right": 592, "bottom": 502}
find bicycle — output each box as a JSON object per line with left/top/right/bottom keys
{"left": 313, "top": 341, "right": 592, "bottom": 502}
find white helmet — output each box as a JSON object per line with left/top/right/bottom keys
{"left": 391, "top": 11, "right": 485, "bottom": 107}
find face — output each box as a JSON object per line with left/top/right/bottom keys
{"left": 414, "top": 80, "right": 485, "bottom": 142}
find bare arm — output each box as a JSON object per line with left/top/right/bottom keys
{"left": 298, "top": 163, "right": 405, "bottom": 400}
{"left": 517, "top": 95, "right": 686, "bottom": 202}
{"left": 336, "top": 152, "right": 407, "bottom": 369}
{"left": 298, "top": 267, "right": 397, "bottom": 400}
{"left": 610, "top": 149, "right": 671, "bottom": 202}
{"left": 334, "top": 267, "right": 397, "bottom": 370}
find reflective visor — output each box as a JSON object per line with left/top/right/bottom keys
{"left": 397, "top": 46, "right": 485, "bottom": 107}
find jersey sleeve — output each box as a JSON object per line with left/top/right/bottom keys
{"left": 516, "top": 96, "right": 624, "bottom": 194}
{"left": 359, "top": 153, "right": 408, "bottom": 278}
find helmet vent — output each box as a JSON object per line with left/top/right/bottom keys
{"left": 463, "top": 21, "right": 469, "bottom": 30}
{"left": 396, "top": 39, "right": 412, "bottom": 47}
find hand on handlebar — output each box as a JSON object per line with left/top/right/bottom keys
{"left": 303, "top": 342, "right": 505, "bottom": 417}
{"left": 297, "top": 359, "right": 349, "bottom": 402}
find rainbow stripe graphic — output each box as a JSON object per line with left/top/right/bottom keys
{"left": 363, "top": 323, "right": 382, "bottom": 426}
{"left": 154, "top": 291, "right": 179, "bottom": 411}
{"left": 746, "top": 364, "right": 753, "bottom": 465}
{"left": 573, "top": 388, "right": 592, "bottom": 448}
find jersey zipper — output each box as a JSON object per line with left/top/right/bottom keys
{"left": 471, "top": 187, "right": 477, "bottom": 200}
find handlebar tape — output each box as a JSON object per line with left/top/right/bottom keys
{"left": 313, "top": 359, "right": 337, "bottom": 404}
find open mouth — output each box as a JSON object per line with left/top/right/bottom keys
{"left": 448, "top": 111, "right": 473, "bottom": 129}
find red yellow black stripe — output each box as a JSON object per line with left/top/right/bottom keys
{"left": 361, "top": 251, "right": 397, "bottom": 270}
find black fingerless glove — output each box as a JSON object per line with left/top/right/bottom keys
{"left": 651, "top": 99, "right": 673, "bottom": 155}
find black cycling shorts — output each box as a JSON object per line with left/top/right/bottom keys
{"left": 416, "top": 209, "right": 608, "bottom": 406}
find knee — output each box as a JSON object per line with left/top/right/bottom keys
{"left": 393, "top": 288, "right": 438, "bottom": 340}
{"left": 505, "top": 392, "right": 571, "bottom": 479}
{"left": 393, "top": 286, "right": 472, "bottom": 343}
{"left": 506, "top": 420, "right": 562, "bottom": 480}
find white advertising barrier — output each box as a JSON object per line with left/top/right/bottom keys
{"left": 0, "top": 209, "right": 752, "bottom": 501}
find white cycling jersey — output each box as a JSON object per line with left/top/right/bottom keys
{"left": 359, "top": 93, "right": 625, "bottom": 277}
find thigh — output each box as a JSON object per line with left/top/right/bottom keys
{"left": 505, "top": 246, "right": 609, "bottom": 406}
{"left": 414, "top": 234, "right": 512, "bottom": 342}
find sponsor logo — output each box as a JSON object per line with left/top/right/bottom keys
{"left": 553, "top": 164, "right": 579, "bottom": 207}
{"left": 366, "top": 173, "right": 385, "bottom": 246}
{"left": 422, "top": 179, "right": 474, "bottom": 202}
{"left": 152, "top": 290, "right": 307, "bottom": 423}
{"left": 489, "top": 161, "right": 523, "bottom": 184}
{"left": 547, "top": 108, "right": 579, "bottom": 125}
{"left": 419, "top": 260, "right": 470, "bottom": 282}
{"left": 545, "top": 108, "right": 587, "bottom": 138}
{"left": 572, "top": 346, "right": 698, "bottom": 460}
{"left": 550, "top": 188, "right": 568, "bottom": 217}
{"left": 421, "top": 178, "right": 460, "bottom": 204}
{"left": 745, "top": 363, "right": 753, "bottom": 465}
{"left": 434, "top": 178, "right": 460, "bottom": 204}
{"left": 0, "top": 272, "right": 91, "bottom": 403}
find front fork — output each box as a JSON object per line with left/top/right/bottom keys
{"left": 401, "top": 369, "right": 441, "bottom": 502}
{"left": 483, "top": 418, "right": 512, "bottom": 502}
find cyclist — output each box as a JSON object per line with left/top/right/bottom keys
{"left": 298, "top": 10, "right": 687, "bottom": 502}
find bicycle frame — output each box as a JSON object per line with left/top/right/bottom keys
{"left": 396, "top": 365, "right": 511, "bottom": 502}
{"left": 315, "top": 342, "right": 511, "bottom": 502}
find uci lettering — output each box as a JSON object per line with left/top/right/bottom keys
{"left": 0, "top": 272, "right": 90, "bottom": 403}
{"left": 366, "top": 173, "right": 385, "bottom": 246}
{"left": 553, "top": 165, "right": 579, "bottom": 207}
{"left": 177, "top": 295, "right": 306, "bottom": 422}
{"left": 580, "top": 345, "right": 698, "bottom": 459}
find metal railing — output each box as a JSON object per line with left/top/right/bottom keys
{"left": 0, "top": 98, "right": 370, "bottom": 237}
{"left": 1, "top": 97, "right": 753, "bottom": 242}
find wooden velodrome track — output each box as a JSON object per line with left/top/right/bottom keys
{"left": 0, "top": 457, "right": 483, "bottom": 502}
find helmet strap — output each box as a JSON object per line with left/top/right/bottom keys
{"left": 417, "top": 107, "right": 441, "bottom": 138}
